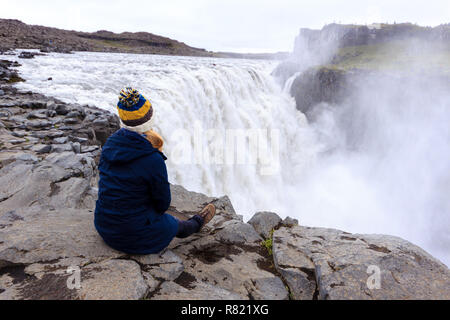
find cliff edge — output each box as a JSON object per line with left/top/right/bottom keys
{"left": 273, "top": 22, "right": 450, "bottom": 116}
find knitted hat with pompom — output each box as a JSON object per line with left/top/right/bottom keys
{"left": 116, "top": 87, "right": 154, "bottom": 133}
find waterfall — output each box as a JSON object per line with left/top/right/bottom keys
{"left": 9, "top": 51, "right": 318, "bottom": 218}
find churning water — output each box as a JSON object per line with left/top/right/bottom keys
{"left": 5, "top": 50, "right": 449, "bottom": 266}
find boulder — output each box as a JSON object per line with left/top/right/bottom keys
{"left": 53, "top": 136, "right": 68, "bottom": 144}
{"left": 71, "top": 142, "right": 81, "bottom": 154}
{"left": 18, "top": 52, "right": 36, "bottom": 59}
{"left": 30, "top": 144, "right": 52, "bottom": 154}
{"left": 272, "top": 225, "right": 450, "bottom": 300}
{"left": 54, "top": 104, "right": 69, "bottom": 115}
{"left": 63, "top": 117, "right": 79, "bottom": 125}
{"left": 281, "top": 216, "right": 299, "bottom": 228}
{"left": 51, "top": 144, "right": 75, "bottom": 153}
{"left": 214, "top": 220, "right": 263, "bottom": 244}
{"left": 247, "top": 211, "right": 282, "bottom": 239}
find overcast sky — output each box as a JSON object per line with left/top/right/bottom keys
{"left": 1, "top": 0, "right": 449, "bottom": 53}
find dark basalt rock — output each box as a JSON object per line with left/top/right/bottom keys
{"left": 18, "top": 52, "right": 37, "bottom": 59}
{"left": 290, "top": 67, "right": 349, "bottom": 116}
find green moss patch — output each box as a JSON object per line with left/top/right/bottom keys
{"left": 329, "top": 40, "right": 450, "bottom": 74}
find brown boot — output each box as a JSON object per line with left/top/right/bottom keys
{"left": 198, "top": 203, "right": 216, "bottom": 230}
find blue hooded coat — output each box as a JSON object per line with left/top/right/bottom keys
{"left": 94, "top": 128, "right": 178, "bottom": 254}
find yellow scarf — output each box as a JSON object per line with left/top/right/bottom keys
{"left": 144, "top": 130, "right": 164, "bottom": 152}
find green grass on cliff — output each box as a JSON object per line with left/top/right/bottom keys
{"left": 92, "top": 39, "right": 134, "bottom": 50}
{"left": 261, "top": 229, "right": 275, "bottom": 256}
{"left": 329, "top": 39, "right": 450, "bottom": 74}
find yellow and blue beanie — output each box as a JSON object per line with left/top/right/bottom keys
{"left": 117, "top": 87, "right": 154, "bottom": 133}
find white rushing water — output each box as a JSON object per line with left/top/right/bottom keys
{"left": 4, "top": 50, "right": 449, "bottom": 266}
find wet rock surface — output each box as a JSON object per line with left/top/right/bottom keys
{"left": 1, "top": 55, "right": 449, "bottom": 300}
{"left": 290, "top": 66, "right": 349, "bottom": 116}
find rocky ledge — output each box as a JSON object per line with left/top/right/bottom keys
{"left": 0, "top": 57, "right": 449, "bottom": 300}
{"left": 0, "top": 19, "right": 213, "bottom": 57}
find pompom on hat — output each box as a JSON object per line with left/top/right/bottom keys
{"left": 117, "top": 87, "right": 154, "bottom": 133}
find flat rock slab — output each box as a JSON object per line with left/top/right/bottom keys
{"left": 131, "top": 249, "right": 184, "bottom": 281}
{"left": 151, "top": 280, "right": 242, "bottom": 300}
{"left": 79, "top": 259, "right": 148, "bottom": 300}
{"left": 0, "top": 152, "right": 96, "bottom": 215}
{"left": 0, "top": 208, "right": 124, "bottom": 267}
{"left": 0, "top": 258, "right": 149, "bottom": 300}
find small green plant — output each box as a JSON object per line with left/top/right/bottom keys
{"left": 289, "top": 290, "right": 295, "bottom": 300}
{"left": 261, "top": 229, "right": 275, "bottom": 256}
